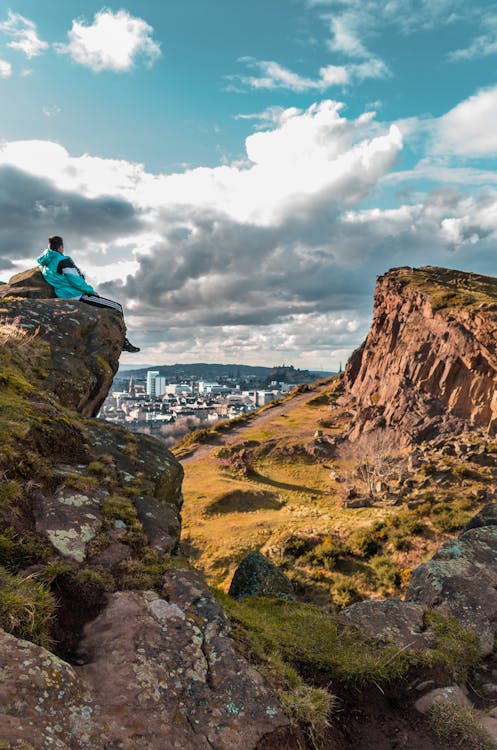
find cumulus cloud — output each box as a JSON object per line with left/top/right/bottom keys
{"left": 56, "top": 9, "right": 161, "bottom": 72}
{"left": 0, "top": 164, "right": 144, "bottom": 275}
{"left": 229, "top": 57, "right": 388, "bottom": 92}
{"left": 0, "top": 11, "right": 48, "bottom": 59}
{"left": 434, "top": 86, "right": 497, "bottom": 157}
{"left": 4, "top": 96, "right": 497, "bottom": 368}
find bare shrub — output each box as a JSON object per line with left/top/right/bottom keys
{"left": 338, "top": 430, "right": 405, "bottom": 500}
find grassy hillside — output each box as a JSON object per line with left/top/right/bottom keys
{"left": 177, "top": 376, "right": 491, "bottom": 608}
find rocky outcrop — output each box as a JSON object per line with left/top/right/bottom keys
{"left": 0, "top": 571, "right": 291, "bottom": 749}
{"left": 343, "top": 266, "right": 497, "bottom": 443}
{"left": 0, "top": 267, "right": 125, "bottom": 417}
{"left": 407, "top": 503, "right": 497, "bottom": 656}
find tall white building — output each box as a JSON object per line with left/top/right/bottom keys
{"left": 146, "top": 372, "right": 167, "bottom": 397}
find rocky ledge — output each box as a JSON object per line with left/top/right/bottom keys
{"left": 343, "top": 266, "right": 497, "bottom": 443}
{"left": 0, "top": 267, "right": 125, "bottom": 417}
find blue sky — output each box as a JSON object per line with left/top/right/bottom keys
{"left": 2, "top": 1, "right": 497, "bottom": 368}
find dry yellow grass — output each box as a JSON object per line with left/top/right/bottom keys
{"left": 179, "top": 379, "right": 488, "bottom": 604}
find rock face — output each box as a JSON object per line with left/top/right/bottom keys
{"left": 343, "top": 266, "right": 497, "bottom": 443}
{"left": 0, "top": 571, "right": 291, "bottom": 749}
{"left": 228, "top": 551, "right": 295, "bottom": 600}
{"left": 0, "top": 267, "right": 125, "bottom": 417}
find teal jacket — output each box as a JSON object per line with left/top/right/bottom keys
{"left": 37, "top": 249, "right": 96, "bottom": 299}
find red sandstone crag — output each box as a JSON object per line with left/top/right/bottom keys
{"left": 343, "top": 266, "right": 497, "bottom": 443}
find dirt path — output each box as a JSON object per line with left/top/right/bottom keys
{"left": 180, "top": 382, "right": 331, "bottom": 465}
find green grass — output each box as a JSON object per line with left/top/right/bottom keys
{"left": 0, "top": 566, "right": 55, "bottom": 647}
{"left": 424, "top": 610, "right": 481, "bottom": 681}
{"left": 400, "top": 266, "right": 497, "bottom": 312}
{"left": 280, "top": 684, "right": 333, "bottom": 747}
{"left": 430, "top": 704, "right": 496, "bottom": 749}
{"left": 220, "top": 595, "right": 414, "bottom": 687}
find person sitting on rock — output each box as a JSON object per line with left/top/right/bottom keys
{"left": 37, "top": 235, "right": 140, "bottom": 353}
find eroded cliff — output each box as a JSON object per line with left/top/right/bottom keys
{"left": 344, "top": 266, "right": 497, "bottom": 442}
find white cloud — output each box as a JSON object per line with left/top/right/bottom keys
{"left": 0, "top": 59, "right": 12, "bottom": 77}
{"left": 56, "top": 9, "right": 161, "bottom": 72}
{"left": 3, "top": 94, "right": 497, "bottom": 368}
{"left": 448, "top": 13, "right": 497, "bottom": 60}
{"left": 230, "top": 57, "right": 388, "bottom": 93}
{"left": 435, "top": 86, "right": 497, "bottom": 157}
{"left": 0, "top": 101, "right": 402, "bottom": 226}
{"left": 0, "top": 11, "right": 48, "bottom": 58}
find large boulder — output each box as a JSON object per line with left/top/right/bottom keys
{"left": 0, "top": 266, "right": 55, "bottom": 299}
{"left": 407, "top": 521, "right": 497, "bottom": 655}
{"left": 340, "top": 505, "right": 497, "bottom": 658}
{"left": 228, "top": 551, "right": 295, "bottom": 600}
{"left": 0, "top": 292, "right": 124, "bottom": 418}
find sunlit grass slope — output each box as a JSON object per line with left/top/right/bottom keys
{"left": 179, "top": 377, "right": 490, "bottom": 608}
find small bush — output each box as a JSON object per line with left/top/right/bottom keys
{"left": 282, "top": 534, "right": 315, "bottom": 559}
{"left": 331, "top": 579, "right": 361, "bottom": 609}
{"left": 431, "top": 502, "right": 474, "bottom": 533}
{"left": 349, "top": 527, "right": 381, "bottom": 558}
{"left": 430, "top": 704, "right": 495, "bottom": 749}
{"left": 304, "top": 537, "right": 343, "bottom": 570}
{"left": 368, "top": 555, "right": 401, "bottom": 594}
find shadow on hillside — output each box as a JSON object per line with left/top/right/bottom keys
{"left": 249, "top": 469, "right": 325, "bottom": 495}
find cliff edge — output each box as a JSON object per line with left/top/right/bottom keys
{"left": 344, "top": 265, "right": 497, "bottom": 442}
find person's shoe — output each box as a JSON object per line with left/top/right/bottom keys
{"left": 123, "top": 337, "right": 140, "bottom": 353}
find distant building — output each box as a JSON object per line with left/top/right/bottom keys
{"left": 128, "top": 375, "right": 136, "bottom": 398}
{"left": 165, "top": 383, "right": 193, "bottom": 396}
{"left": 146, "top": 371, "right": 167, "bottom": 397}
{"left": 257, "top": 390, "right": 276, "bottom": 406}
{"left": 146, "top": 371, "right": 160, "bottom": 396}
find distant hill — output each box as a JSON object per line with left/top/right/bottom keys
{"left": 118, "top": 362, "right": 334, "bottom": 381}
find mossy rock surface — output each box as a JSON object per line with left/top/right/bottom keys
{"left": 229, "top": 551, "right": 295, "bottom": 601}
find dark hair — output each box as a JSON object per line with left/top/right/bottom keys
{"left": 48, "top": 235, "right": 64, "bottom": 252}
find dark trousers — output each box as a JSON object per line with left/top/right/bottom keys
{"left": 80, "top": 294, "right": 123, "bottom": 315}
